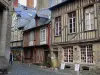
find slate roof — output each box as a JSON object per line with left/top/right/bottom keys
{"left": 14, "top": 4, "right": 36, "bottom": 30}
{"left": 37, "top": 9, "right": 51, "bottom": 19}
{"left": 14, "top": 4, "right": 51, "bottom": 31}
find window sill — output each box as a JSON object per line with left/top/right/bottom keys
{"left": 65, "top": 62, "right": 73, "bottom": 64}
{"left": 84, "top": 29, "right": 97, "bottom": 32}
{"left": 80, "top": 63, "right": 95, "bottom": 65}
{"left": 54, "top": 35, "right": 61, "bottom": 37}
{"left": 40, "top": 41, "right": 46, "bottom": 45}
{"left": 68, "top": 32, "right": 76, "bottom": 35}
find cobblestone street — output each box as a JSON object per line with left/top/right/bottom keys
{"left": 7, "top": 62, "right": 99, "bottom": 75}
{"left": 7, "top": 62, "right": 68, "bottom": 75}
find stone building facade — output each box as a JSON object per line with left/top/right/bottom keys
{"left": 23, "top": 9, "right": 51, "bottom": 66}
{"left": 10, "top": 12, "right": 23, "bottom": 61}
{"left": 50, "top": 0, "right": 100, "bottom": 70}
{"left": 0, "top": 0, "right": 13, "bottom": 60}
{"left": 10, "top": 0, "right": 34, "bottom": 62}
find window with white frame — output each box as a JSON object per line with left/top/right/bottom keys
{"left": 29, "top": 31, "right": 34, "bottom": 41}
{"left": 29, "top": 31, "right": 34, "bottom": 46}
{"left": 84, "top": 6, "right": 94, "bottom": 31}
{"left": 64, "top": 47, "right": 73, "bottom": 62}
{"left": 81, "top": 45, "right": 93, "bottom": 63}
{"left": 68, "top": 11, "right": 76, "bottom": 33}
{"left": 40, "top": 27, "right": 46, "bottom": 42}
{"left": 55, "top": 16, "right": 61, "bottom": 36}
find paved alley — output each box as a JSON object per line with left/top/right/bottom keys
{"left": 7, "top": 62, "right": 69, "bottom": 75}
{"left": 7, "top": 62, "right": 99, "bottom": 75}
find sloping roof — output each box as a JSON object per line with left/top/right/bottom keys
{"left": 37, "top": 9, "right": 51, "bottom": 19}
{"left": 14, "top": 4, "right": 51, "bottom": 31}
{"left": 19, "top": 8, "right": 36, "bottom": 30}
{"left": 38, "top": 18, "right": 49, "bottom": 26}
{"left": 24, "top": 19, "right": 36, "bottom": 30}
{"left": 49, "top": 0, "right": 74, "bottom": 10}
{"left": 14, "top": 4, "right": 36, "bottom": 30}
{"left": 24, "top": 9, "right": 51, "bottom": 31}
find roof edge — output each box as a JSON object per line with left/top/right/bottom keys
{"left": 23, "top": 21, "right": 51, "bottom": 32}
{"left": 49, "top": 0, "right": 74, "bottom": 10}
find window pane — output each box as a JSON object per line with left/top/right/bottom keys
{"left": 64, "top": 47, "right": 73, "bottom": 62}
{"left": 55, "top": 24, "right": 58, "bottom": 35}
{"left": 73, "top": 18, "right": 75, "bottom": 23}
{"left": 87, "top": 45, "right": 93, "bottom": 63}
{"left": 70, "top": 24, "right": 72, "bottom": 28}
{"left": 73, "top": 27, "right": 75, "bottom": 32}
{"left": 70, "top": 29, "right": 72, "bottom": 33}
{"left": 30, "top": 31, "right": 34, "bottom": 41}
{"left": 55, "top": 16, "right": 61, "bottom": 36}
{"left": 70, "top": 24, "right": 72, "bottom": 33}
{"left": 59, "top": 22, "right": 61, "bottom": 35}
{"left": 70, "top": 19, "right": 72, "bottom": 23}
{"left": 90, "top": 13, "right": 94, "bottom": 29}
{"left": 84, "top": 6, "right": 94, "bottom": 31}
{"left": 81, "top": 47, "right": 86, "bottom": 63}
{"left": 40, "top": 28, "right": 46, "bottom": 42}
{"left": 69, "top": 11, "right": 76, "bottom": 33}
{"left": 81, "top": 45, "right": 93, "bottom": 63}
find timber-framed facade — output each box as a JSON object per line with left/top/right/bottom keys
{"left": 50, "top": 0, "right": 100, "bottom": 70}
{"left": 23, "top": 9, "right": 51, "bottom": 66}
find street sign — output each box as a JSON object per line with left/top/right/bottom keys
{"left": 60, "top": 62, "right": 65, "bottom": 69}
{"left": 75, "top": 64, "right": 80, "bottom": 71}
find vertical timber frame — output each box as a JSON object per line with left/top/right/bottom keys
{"left": 50, "top": 0, "right": 99, "bottom": 45}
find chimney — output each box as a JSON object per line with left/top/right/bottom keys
{"left": 13, "top": 0, "right": 18, "bottom": 7}
{"left": 27, "top": 0, "right": 34, "bottom": 8}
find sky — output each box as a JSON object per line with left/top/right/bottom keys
{"left": 18, "top": 0, "right": 37, "bottom": 7}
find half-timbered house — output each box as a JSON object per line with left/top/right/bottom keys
{"left": 50, "top": 0, "right": 100, "bottom": 70}
{"left": 23, "top": 9, "right": 51, "bottom": 66}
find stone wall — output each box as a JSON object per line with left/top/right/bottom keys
{"left": 0, "top": 0, "right": 12, "bottom": 60}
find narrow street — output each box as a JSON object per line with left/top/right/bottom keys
{"left": 7, "top": 62, "right": 68, "bottom": 75}
{"left": 7, "top": 62, "right": 98, "bottom": 75}
{"left": 0, "top": 0, "right": 100, "bottom": 75}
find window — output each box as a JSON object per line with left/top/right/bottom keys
{"left": 29, "top": 31, "right": 34, "bottom": 46}
{"left": 55, "top": 16, "right": 61, "bottom": 36}
{"left": 64, "top": 47, "right": 73, "bottom": 62}
{"left": 84, "top": 6, "right": 94, "bottom": 31}
{"left": 40, "top": 27, "right": 46, "bottom": 42}
{"left": 68, "top": 12, "right": 76, "bottom": 33}
{"left": 34, "top": 30, "right": 36, "bottom": 41}
{"left": 29, "top": 31, "right": 34, "bottom": 41}
{"left": 81, "top": 45, "right": 93, "bottom": 63}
